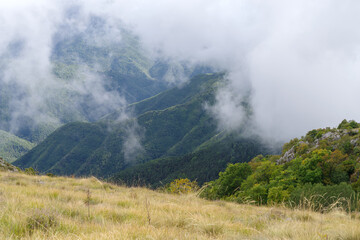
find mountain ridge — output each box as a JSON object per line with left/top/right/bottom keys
{"left": 14, "top": 73, "right": 269, "bottom": 185}
{"left": 0, "top": 130, "right": 35, "bottom": 163}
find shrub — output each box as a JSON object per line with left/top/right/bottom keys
{"left": 342, "top": 140, "right": 353, "bottom": 154}
{"left": 267, "top": 186, "right": 290, "bottom": 204}
{"left": 338, "top": 119, "right": 349, "bottom": 129}
{"left": 24, "top": 167, "right": 38, "bottom": 175}
{"left": 349, "top": 120, "right": 359, "bottom": 129}
{"left": 282, "top": 138, "right": 299, "bottom": 154}
{"left": 168, "top": 178, "right": 199, "bottom": 194}
{"left": 296, "top": 143, "right": 309, "bottom": 155}
{"left": 246, "top": 184, "right": 268, "bottom": 204}
{"left": 354, "top": 147, "right": 360, "bottom": 156}
{"left": 306, "top": 130, "right": 318, "bottom": 142}
{"left": 338, "top": 119, "right": 359, "bottom": 129}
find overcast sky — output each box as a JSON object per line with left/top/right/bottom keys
{"left": 1, "top": 0, "right": 360, "bottom": 141}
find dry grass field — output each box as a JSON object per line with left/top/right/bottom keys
{"left": 1, "top": 171, "right": 360, "bottom": 240}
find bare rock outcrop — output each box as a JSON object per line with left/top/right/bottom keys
{"left": 321, "top": 131, "right": 341, "bottom": 141}
{"left": 277, "top": 146, "right": 296, "bottom": 164}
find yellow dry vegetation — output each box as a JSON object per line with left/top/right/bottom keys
{"left": 0, "top": 171, "right": 360, "bottom": 240}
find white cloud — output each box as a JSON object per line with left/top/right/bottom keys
{"left": 113, "top": 0, "right": 360, "bottom": 140}
{"left": 1, "top": 0, "right": 360, "bottom": 142}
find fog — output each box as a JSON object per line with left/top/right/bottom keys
{"left": 1, "top": 0, "right": 360, "bottom": 144}
{"left": 0, "top": 1, "right": 126, "bottom": 132}
{"left": 115, "top": 0, "right": 360, "bottom": 140}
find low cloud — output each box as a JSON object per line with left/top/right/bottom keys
{"left": 114, "top": 0, "right": 360, "bottom": 140}
{"left": 0, "top": 1, "right": 132, "bottom": 139}
{"left": 122, "top": 121, "right": 144, "bottom": 163}
{"left": 2, "top": 0, "right": 360, "bottom": 144}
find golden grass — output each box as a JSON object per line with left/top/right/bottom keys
{"left": 0, "top": 171, "right": 359, "bottom": 239}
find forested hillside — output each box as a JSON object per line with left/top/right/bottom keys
{"left": 15, "top": 73, "right": 270, "bottom": 184}
{"left": 0, "top": 26, "right": 168, "bottom": 143}
{"left": 201, "top": 120, "right": 360, "bottom": 211}
{"left": 0, "top": 130, "right": 35, "bottom": 163}
{"left": 0, "top": 20, "right": 211, "bottom": 163}
{"left": 112, "top": 133, "right": 267, "bottom": 187}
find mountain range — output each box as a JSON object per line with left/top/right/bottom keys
{"left": 1, "top": 15, "right": 273, "bottom": 186}
{"left": 0, "top": 21, "right": 211, "bottom": 162}
{"left": 14, "top": 73, "right": 271, "bottom": 186}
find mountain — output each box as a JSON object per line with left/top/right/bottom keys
{"left": 112, "top": 132, "right": 266, "bottom": 187}
{"left": 0, "top": 28, "right": 165, "bottom": 143}
{"left": 1, "top": 19, "right": 211, "bottom": 144}
{"left": 0, "top": 130, "right": 35, "bottom": 163}
{"left": 200, "top": 119, "right": 360, "bottom": 211}
{"left": 14, "top": 73, "right": 270, "bottom": 184}
{"left": 52, "top": 27, "right": 169, "bottom": 105}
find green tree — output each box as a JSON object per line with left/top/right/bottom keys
{"left": 215, "top": 163, "right": 252, "bottom": 197}
{"left": 200, "top": 163, "right": 252, "bottom": 199}
{"left": 297, "top": 150, "right": 326, "bottom": 184}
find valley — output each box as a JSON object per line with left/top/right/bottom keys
{"left": 14, "top": 73, "right": 270, "bottom": 186}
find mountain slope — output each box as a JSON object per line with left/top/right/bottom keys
{"left": 0, "top": 28, "right": 167, "bottom": 143}
{"left": 1, "top": 21, "right": 212, "bottom": 144}
{"left": 102, "top": 72, "right": 221, "bottom": 121}
{"left": 15, "top": 122, "right": 107, "bottom": 174}
{"left": 0, "top": 130, "right": 35, "bottom": 163}
{"left": 52, "top": 28, "right": 169, "bottom": 104}
{"left": 200, "top": 119, "right": 360, "bottom": 210}
{"left": 112, "top": 133, "right": 267, "bottom": 187}
{"left": 15, "top": 73, "right": 222, "bottom": 175}
{"left": 15, "top": 73, "right": 269, "bottom": 184}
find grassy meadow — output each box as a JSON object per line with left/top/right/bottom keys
{"left": 0, "top": 171, "right": 360, "bottom": 239}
